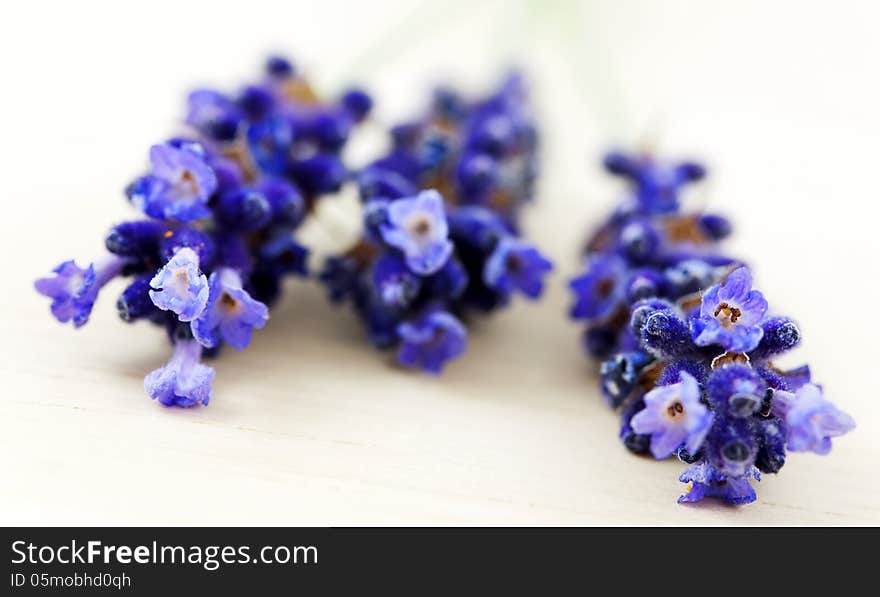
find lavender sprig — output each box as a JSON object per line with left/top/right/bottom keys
{"left": 35, "top": 56, "right": 372, "bottom": 407}
{"left": 569, "top": 151, "right": 855, "bottom": 505}
{"left": 319, "top": 74, "right": 553, "bottom": 374}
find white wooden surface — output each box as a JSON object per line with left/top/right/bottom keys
{"left": 2, "top": 0, "right": 879, "bottom": 524}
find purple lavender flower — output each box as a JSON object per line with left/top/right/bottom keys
{"left": 246, "top": 114, "right": 294, "bottom": 176}
{"left": 484, "top": 236, "right": 553, "bottom": 299}
{"left": 191, "top": 268, "right": 269, "bottom": 350}
{"left": 678, "top": 462, "right": 760, "bottom": 506}
{"left": 603, "top": 151, "right": 706, "bottom": 214}
{"left": 664, "top": 258, "right": 721, "bottom": 298}
{"left": 569, "top": 254, "right": 626, "bottom": 320}
{"left": 34, "top": 255, "right": 126, "bottom": 327}
{"left": 133, "top": 143, "right": 217, "bottom": 222}
{"left": 185, "top": 89, "right": 243, "bottom": 142}
{"left": 148, "top": 247, "right": 209, "bottom": 322}
{"left": 631, "top": 371, "right": 714, "bottom": 459}
{"left": 575, "top": 151, "right": 856, "bottom": 506}
{"left": 772, "top": 384, "right": 856, "bottom": 455}
{"left": 37, "top": 55, "right": 375, "bottom": 408}
{"left": 397, "top": 310, "right": 467, "bottom": 374}
{"left": 693, "top": 266, "right": 768, "bottom": 353}
{"left": 705, "top": 413, "right": 758, "bottom": 478}
{"left": 144, "top": 339, "right": 215, "bottom": 407}
{"left": 372, "top": 253, "right": 421, "bottom": 307}
{"left": 326, "top": 74, "right": 545, "bottom": 373}
{"left": 380, "top": 190, "right": 453, "bottom": 275}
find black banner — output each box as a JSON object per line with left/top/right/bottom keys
{"left": 1, "top": 527, "right": 872, "bottom": 593}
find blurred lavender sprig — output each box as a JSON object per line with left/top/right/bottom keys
{"left": 319, "top": 73, "right": 553, "bottom": 373}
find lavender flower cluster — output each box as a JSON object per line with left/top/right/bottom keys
{"left": 318, "top": 74, "right": 553, "bottom": 373}
{"left": 34, "top": 54, "right": 853, "bottom": 508}
{"left": 35, "top": 56, "right": 371, "bottom": 407}
{"left": 569, "top": 152, "right": 855, "bottom": 504}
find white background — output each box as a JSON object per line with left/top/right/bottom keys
{"left": 1, "top": 0, "right": 878, "bottom": 524}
